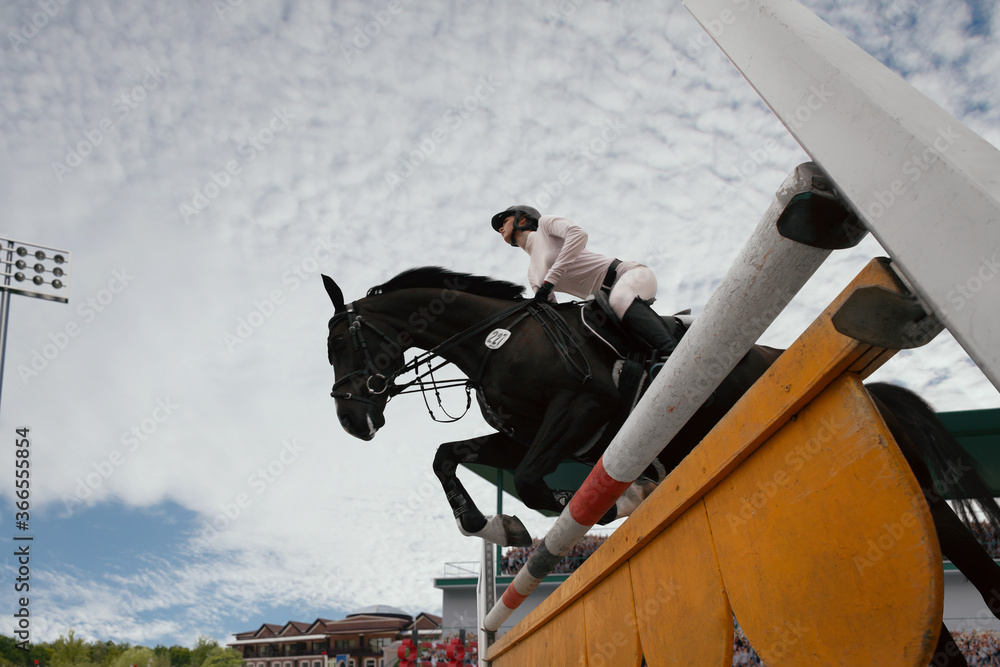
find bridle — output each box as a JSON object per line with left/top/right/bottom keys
{"left": 329, "top": 304, "right": 403, "bottom": 410}
{"left": 329, "top": 300, "right": 531, "bottom": 422}
{"left": 330, "top": 303, "right": 490, "bottom": 423}
{"left": 329, "top": 298, "right": 592, "bottom": 425}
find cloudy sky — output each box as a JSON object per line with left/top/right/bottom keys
{"left": 1, "top": 0, "right": 998, "bottom": 649}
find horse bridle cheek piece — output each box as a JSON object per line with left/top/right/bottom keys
{"left": 329, "top": 303, "right": 398, "bottom": 409}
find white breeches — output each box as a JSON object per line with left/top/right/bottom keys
{"left": 608, "top": 265, "right": 658, "bottom": 319}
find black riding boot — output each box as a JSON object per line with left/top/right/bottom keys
{"left": 621, "top": 298, "right": 679, "bottom": 358}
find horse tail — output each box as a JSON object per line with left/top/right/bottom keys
{"left": 866, "top": 382, "right": 1000, "bottom": 537}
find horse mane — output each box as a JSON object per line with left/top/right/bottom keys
{"left": 366, "top": 266, "right": 526, "bottom": 300}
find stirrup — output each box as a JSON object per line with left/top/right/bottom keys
{"left": 650, "top": 356, "right": 669, "bottom": 379}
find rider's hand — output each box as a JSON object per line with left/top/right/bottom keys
{"left": 533, "top": 281, "right": 555, "bottom": 302}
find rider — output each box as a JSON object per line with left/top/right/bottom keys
{"left": 490, "top": 204, "right": 678, "bottom": 358}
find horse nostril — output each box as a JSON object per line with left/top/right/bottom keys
{"left": 339, "top": 415, "right": 353, "bottom": 432}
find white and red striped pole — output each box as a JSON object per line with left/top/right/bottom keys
{"left": 484, "top": 162, "right": 841, "bottom": 632}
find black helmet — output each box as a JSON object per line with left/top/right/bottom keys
{"left": 491, "top": 205, "right": 540, "bottom": 247}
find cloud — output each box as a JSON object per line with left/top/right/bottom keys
{"left": 0, "top": 0, "right": 996, "bottom": 647}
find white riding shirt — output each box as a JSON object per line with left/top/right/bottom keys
{"left": 520, "top": 215, "right": 656, "bottom": 318}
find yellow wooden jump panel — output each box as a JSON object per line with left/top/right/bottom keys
{"left": 630, "top": 502, "right": 734, "bottom": 665}
{"left": 487, "top": 258, "right": 942, "bottom": 666}
{"left": 707, "top": 373, "right": 941, "bottom": 665}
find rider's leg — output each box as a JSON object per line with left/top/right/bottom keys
{"left": 609, "top": 266, "right": 679, "bottom": 357}
{"left": 621, "top": 299, "right": 678, "bottom": 357}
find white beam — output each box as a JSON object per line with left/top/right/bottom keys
{"left": 683, "top": 0, "right": 1000, "bottom": 390}
{"left": 477, "top": 539, "right": 495, "bottom": 666}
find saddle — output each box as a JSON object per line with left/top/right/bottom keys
{"left": 580, "top": 291, "right": 690, "bottom": 360}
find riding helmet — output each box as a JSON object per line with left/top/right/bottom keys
{"left": 491, "top": 205, "right": 541, "bottom": 247}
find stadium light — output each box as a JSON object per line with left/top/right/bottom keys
{"left": 0, "top": 236, "right": 72, "bottom": 412}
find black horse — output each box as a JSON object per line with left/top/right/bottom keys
{"left": 324, "top": 266, "right": 1000, "bottom": 665}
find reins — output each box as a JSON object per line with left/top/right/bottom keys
{"left": 330, "top": 297, "right": 592, "bottom": 426}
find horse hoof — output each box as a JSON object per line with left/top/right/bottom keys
{"left": 615, "top": 479, "right": 659, "bottom": 518}
{"left": 499, "top": 514, "right": 533, "bottom": 547}
{"left": 457, "top": 514, "right": 533, "bottom": 547}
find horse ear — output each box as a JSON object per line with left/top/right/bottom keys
{"left": 322, "top": 275, "right": 346, "bottom": 313}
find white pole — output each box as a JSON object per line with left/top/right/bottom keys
{"left": 683, "top": 0, "right": 1000, "bottom": 390}
{"left": 477, "top": 538, "right": 496, "bottom": 666}
{"left": 0, "top": 291, "right": 11, "bottom": 414}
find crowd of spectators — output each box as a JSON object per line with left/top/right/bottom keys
{"left": 731, "top": 625, "right": 763, "bottom": 665}
{"left": 500, "top": 534, "right": 608, "bottom": 575}
{"left": 951, "top": 631, "right": 1000, "bottom": 666}
{"left": 732, "top": 627, "right": 1000, "bottom": 665}
{"left": 416, "top": 645, "right": 477, "bottom": 665}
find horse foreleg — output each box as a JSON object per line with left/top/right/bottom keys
{"left": 513, "top": 390, "right": 616, "bottom": 518}
{"left": 433, "top": 433, "right": 532, "bottom": 547}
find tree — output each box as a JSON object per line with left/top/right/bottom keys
{"left": 199, "top": 648, "right": 242, "bottom": 667}
{"left": 187, "top": 638, "right": 218, "bottom": 667}
{"left": 165, "top": 646, "right": 190, "bottom": 667}
{"left": 111, "top": 646, "right": 158, "bottom": 667}
{"left": 90, "top": 641, "right": 128, "bottom": 667}
{"left": 50, "top": 631, "right": 93, "bottom": 667}
{"left": 0, "top": 636, "right": 26, "bottom": 667}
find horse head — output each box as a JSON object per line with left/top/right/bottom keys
{"left": 323, "top": 275, "right": 406, "bottom": 440}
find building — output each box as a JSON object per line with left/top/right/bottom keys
{"left": 228, "top": 606, "right": 442, "bottom": 667}
{"left": 434, "top": 537, "right": 610, "bottom": 640}
{"left": 436, "top": 566, "right": 573, "bottom": 640}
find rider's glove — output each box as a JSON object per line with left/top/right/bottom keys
{"left": 533, "top": 281, "right": 555, "bottom": 302}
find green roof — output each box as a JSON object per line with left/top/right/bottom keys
{"left": 464, "top": 407, "right": 1000, "bottom": 507}
{"left": 938, "top": 408, "right": 1000, "bottom": 495}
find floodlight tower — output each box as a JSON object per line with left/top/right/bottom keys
{"left": 0, "top": 236, "right": 72, "bottom": 411}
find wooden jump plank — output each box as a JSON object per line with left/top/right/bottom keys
{"left": 581, "top": 565, "right": 643, "bottom": 667}
{"left": 629, "top": 502, "right": 733, "bottom": 666}
{"left": 706, "top": 373, "right": 942, "bottom": 664}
